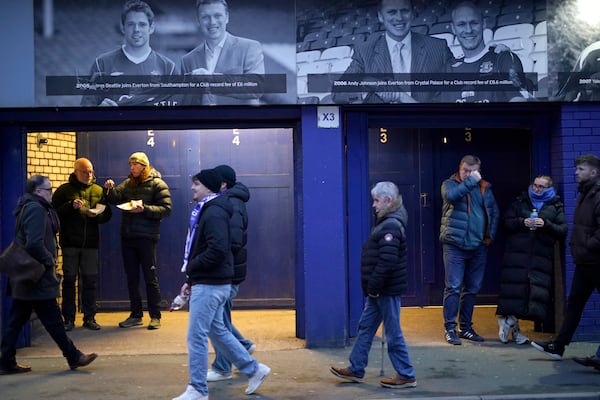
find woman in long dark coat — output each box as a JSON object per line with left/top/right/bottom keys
{"left": 496, "top": 175, "right": 568, "bottom": 344}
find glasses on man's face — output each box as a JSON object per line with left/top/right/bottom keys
{"left": 38, "top": 187, "right": 52, "bottom": 192}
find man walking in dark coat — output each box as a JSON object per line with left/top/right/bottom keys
{"left": 207, "top": 165, "right": 255, "bottom": 381}
{"left": 532, "top": 155, "right": 600, "bottom": 366}
{"left": 330, "top": 181, "right": 416, "bottom": 389}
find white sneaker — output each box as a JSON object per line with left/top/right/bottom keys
{"left": 498, "top": 316, "right": 511, "bottom": 344}
{"left": 247, "top": 343, "right": 257, "bottom": 354}
{"left": 512, "top": 321, "right": 529, "bottom": 345}
{"left": 206, "top": 369, "right": 232, "bottom": 382}
{"left": 245, "top": 363, "right": 271, "bottom": 395}
{"left": 172, "top": 385, "right": 208, "bottom": 400}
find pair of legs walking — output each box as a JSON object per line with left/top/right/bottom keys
{"left": 330, "top": 295, "right": 416, "bottom": 388}
{"left": 1, "top": 298, "right": 96, "bottom": 372}
{"left": 532, "top": 265, "right": 600, "bottom": 359}
{"left": 173, "top": 283, "right": 269, "bottom": 399}
{"left": 209, "top": 284, "right": 254, "bottom": 379}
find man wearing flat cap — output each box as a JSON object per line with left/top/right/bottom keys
{"left": 174, "top": 168, "right": 270, "bottom": 399}
{"left": 103, "top": 151, "right": 172, "bottom": 330}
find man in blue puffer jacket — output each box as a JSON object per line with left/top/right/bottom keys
{"left": 440, "top": 155, "right": 499, "bottom": 345}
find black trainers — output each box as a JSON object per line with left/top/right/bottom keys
{"left": 83, "top": 319, "right": 101, "bottom": 331}
{"left": 445, "top": 330, "right": 462, "bottom": 345}
{"left": 531, "top": 341, "right": 564, "bottom": 360}
{"left": 118, "top": 316, "right": 143, "bottom": 328}
{"left": 459, "top": 329, "right": 484, "bottom": 342}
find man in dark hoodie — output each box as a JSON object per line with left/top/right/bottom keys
{"left": 103, "top": 151, "right": 172, "bottom": 330}
{"left": 1, "top": 175, "right": 97, "bottom": 374}
{"left": 207, "top": 165, "right": 255, "bottom": 382}
{"left": 173, "top": 169, "right": 270, "bottom": 400}
{"left": 52, "top": 158, "right": 112, "bottom": 331}
{"left": 330, "top": 181, "right": 416, "bottom": 389}
{"left": 532, "top": 154, "right": 600, "bottom": 367}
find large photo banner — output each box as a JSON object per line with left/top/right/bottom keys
{"left": 297, "top": 0, "right": 547, "bottom": 104}
{"left": 35, "top": 0, "right": 296, "bottom": 107}
{"left": 296, "top": 0, "right": 600, "bottom": 104}
{"left": 27, "top": 0, "right": 600, "bottom": 107}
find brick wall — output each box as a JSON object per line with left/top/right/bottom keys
{"left": 554, "top": 104, "right": 600, "bottom": 341}
{"left": 26, "top": 131, "right": 77, "bottom": 281}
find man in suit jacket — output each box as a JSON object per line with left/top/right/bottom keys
{"left": 181, "top": 0, "right": 265, "bottom": 106}
{"left": 332, "top": 0, "right": 453, "bottom": 104}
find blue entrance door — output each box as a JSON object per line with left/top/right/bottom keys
{"left": 77, "top": 128, "right": 295, "bottom": 309}
{"left": 368, "top": 127, "right": 532, "bottom": 306}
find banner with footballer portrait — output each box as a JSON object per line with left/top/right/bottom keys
{"left": 18, "top": 0, "right": 600, "bottom": 107}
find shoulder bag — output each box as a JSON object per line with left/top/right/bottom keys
{"left": 0, "top": 206, "right": 46, "bottom": 283}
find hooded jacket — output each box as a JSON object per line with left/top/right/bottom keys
{"left": 496, "top": 191, "right": 567, "bottom": 320}
{"left": 106, "top": 167, "right": 172, "bottom": 241}
{"left": 9, "top": 193, "right": 61, "bottom": 300}
{"left": 186, "top": 194, "right": 234, "bottom": 285}
{"left": 224, "top": 182, "right": 250, "bottom": 285}
{"left": 360, "top": 201, "right": 409, "bottom": 297}
{"left": 440, "top": 173, "right": 499, "bottom": 249}
{"left": 52, "top": 173, "right": 112, "bottom": 248}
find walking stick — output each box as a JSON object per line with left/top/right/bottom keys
{"left": 380, "top": 324, "right": 385, "bottom": 376}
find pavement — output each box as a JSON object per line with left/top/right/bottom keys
{"left": 1, "top": 307, "right": 599, "bottom": 400}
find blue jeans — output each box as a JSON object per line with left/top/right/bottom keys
{"left": 348, "top": 295, "right": 414, "bottom": 380}
{"left": 442, "top": 243, "right": 487, "bottom": 332}
{"left": 187, "top": 284, "right": 258, "bottom": 396}
{"left": 211, "top": 284, "right": 254, "bottom": 374}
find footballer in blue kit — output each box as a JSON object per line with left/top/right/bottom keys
{"left": 80, "top": 0, "right": 177, "bottom": 107}
{"left": 442, "top": 1, "right": 529, "bottom": 104}
{"left": 443, "top": 48, "right": 527, "bottom": 103}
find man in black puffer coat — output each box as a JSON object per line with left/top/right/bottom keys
{"left": 207, "top": 165, "right": 255, "bottom": 381}
{"left": 331, "top": 181, "right": 416, "bottom": 389}
{"left": 103, "top": 152, "right": 172, "bottom": 330}
{"left": 532, "top": 154, "right": 600, "bottom": 366}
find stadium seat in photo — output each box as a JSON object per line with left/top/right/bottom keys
{"left": 297, "top": 50, "right": 322, "bottom": 64}
{"left": 320, "top": 45, "right": 353, "bottom": 61}
{"left": 336, "top": 34, "right": 366, "bottom": 47}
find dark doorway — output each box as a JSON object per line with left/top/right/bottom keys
{"left": 368, "top": 127, "right": 532, "bottom": 306}
{"left": 77, "top": 128, "right": 295, "bottom": 309}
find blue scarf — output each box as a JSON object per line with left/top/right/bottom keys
{"left": 180, "top": 193, "right": 219, "bottom": 272}
{"left": 528, "top": 186, "right": 555, "bottom": 211}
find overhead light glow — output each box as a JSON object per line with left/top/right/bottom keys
{"left": 577, "top": 0, "right": 600, "bottom": 25}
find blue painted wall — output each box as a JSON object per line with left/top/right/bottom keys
{"left": 299, "top": 106, "right": 348, "bottom": 347}
{"left": 2, "top": 103, "right": 600, "bottom": 347}
{"left": 555, "top": 104, "right": 600, "bottom": 341}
